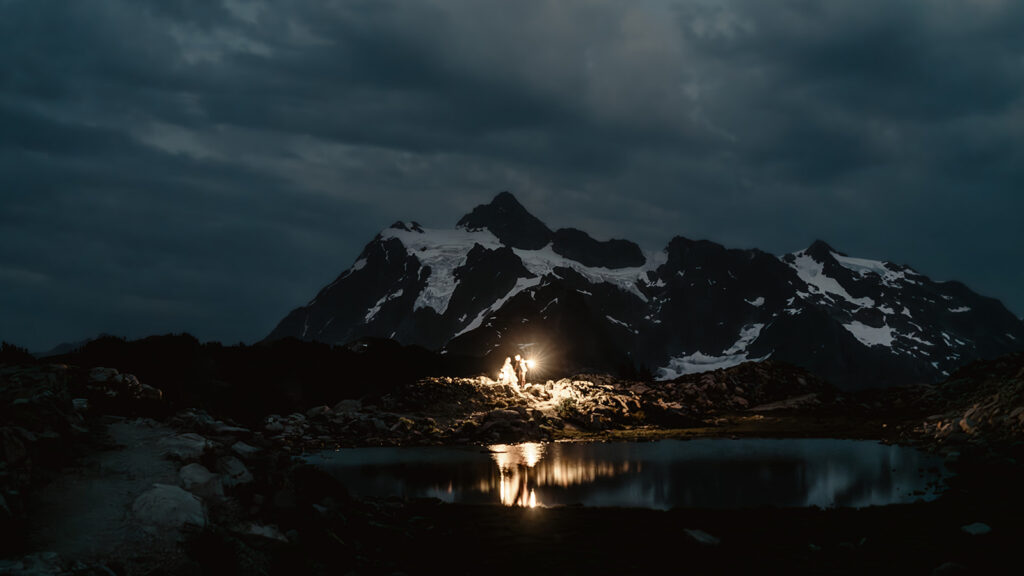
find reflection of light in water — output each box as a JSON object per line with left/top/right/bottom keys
{"left": 521, "top": 442, "right": 543, "bottom": 467}
{"left": 488, "top": 442, "right": 636, "bottom": 506}
{"left": 312, "top": 439, "right": 947, "bottom": 509}
{"left": 491, "top": 443, "right": 547, "bottom": 506}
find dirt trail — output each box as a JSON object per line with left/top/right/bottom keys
{"left": 26, "top": 417, "right": 186, "bottom": 567}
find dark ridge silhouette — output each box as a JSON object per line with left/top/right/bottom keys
{"left": 49, "top": 334, "right": 490, "bottom": 424}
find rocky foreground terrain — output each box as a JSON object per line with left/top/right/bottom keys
{"left": 1, "top": 354, "right": 1023, "bottom": 574}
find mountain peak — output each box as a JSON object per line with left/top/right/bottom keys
{"left": 456, "top": 191, "right": 552, "bottom": 250}
{"left": 805, "top": 239, "right": 845, "bottom": 260}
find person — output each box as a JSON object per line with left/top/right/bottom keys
{"left": 499, "top": 357, "right": 515, "bottom": 386}
{"left": 514, "top": 354, "right": 527, "bottom": 387}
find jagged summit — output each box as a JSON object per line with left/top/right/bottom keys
{"left": 804, "top": 239, "right": 844, "bottom": 261}
{"left": 267, "top": 192, "right": 1024, "bottom": 390}
{"left": 456, "top": 191, "right": 552, "bottom": 249}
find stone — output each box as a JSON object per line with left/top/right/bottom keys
{"left": 306, "top": 405, "right": 332, "bottom": 419}
{"left": 159, "top": 433, "right": 210, "bottom": 461}
{"left": 241, "top": 522, "right": 288, "bottom": 542}
{"left": 684, "top": 528, "right": 720, "bottom": 545}
{"left": 264, "top": 421, "right": 285, "bottom": 433}
{"left": 132, "top": 484, "right": 206, "bottom": 529}
{"left": 960, "top": 522, "right": 991, "bottom": 536}
{"left": 232, "top": 441, "right": 262, "bottom": 458}
{"left": 211, "top": 421, "right": 249, "bottom": 435}
{"left": 138, "top": 384, "right": 163, "bottom": 401}
{"left": 179, "top": 463, "right": 224, "bottom": 500}
{"left": 484, "top": 409, "right": 522, "bottom": 422}
{"left": 333, "top": 399, "right": 362, "bottom": 413}
{"left": 88, "top": 367, "right": 119, "bottom": 383}
{"left": 958, "top": 416, "right": 977, "bottom": 435}
{"left": 218, "top": 456, "right": 254, "bottom": 488}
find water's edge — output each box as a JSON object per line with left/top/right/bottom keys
{"left": 304, "top": 438, "right": 950, "bottom": 510}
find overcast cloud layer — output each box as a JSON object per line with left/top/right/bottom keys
{"left": 2, "top": 0, "right": 1023, "bottom": 351}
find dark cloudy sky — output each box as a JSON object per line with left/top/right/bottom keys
{"left": 2, "top": 0, "right": 1022, "bottom": 351}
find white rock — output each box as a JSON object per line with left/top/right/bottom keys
{"left": 179, "top": 463, "right": 224, "bottom": 500}
{"left": 231, "top": 441, "right": 262, "bottom": 458}
{"left": 960, "top": 522, "right": 991, "bottom": 536}
{"left": 159, "top": 433, "right": 210, "bottom": 460}
{"left": 241, "top": 522, "right": 288, "bottom": 542}
{"left": 217, "top": 456, "right": 254, "bottom": 488}
{"left": 88, "top": 367, "right": 119, "bottom": 383}
{"left": 211, "top": 422, "right": 250, "bottom": 435}
{"left": 132, "top": 484, "right": 206, "bottom": 529}
{"left": 684, "top": 528, "right": 720, "bottom": 545}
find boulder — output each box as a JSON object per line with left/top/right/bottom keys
{"left": 306, "top": 405, "right": 332, "bottom": 419}
{"left": 484, "top": 409, "right": 522, "bottom": 422}
{"left": 958, "top": 416, "right": 977, "bottom": 435}
{"left": 684, "top": 528, "right": 720, "bottom": 546}
{"left": 240, "top": 522, "right": 288, "bottom": 542}
{"left": 179, "top": 463, "right": 224, "bottom": 500}
{"left": 159, "top": 433, "right": 210, "bottom": 461}
{"left": 231, "top": 441, "right": 262, "bottom": 458}
{"left": 132, "top": 484, "right": 206, "bottom": 529}
{"left": 217, "top": 456, "right": 254, "bottom": 488}
{"left": 88, "top": 367, "right": 119, "bottom": 383}
{"left": 960, "top": 522, "right": 991, "bottom": 536}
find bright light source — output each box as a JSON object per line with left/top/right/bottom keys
{"left": 526, "top": 359, "right": 536, "bottom": 369}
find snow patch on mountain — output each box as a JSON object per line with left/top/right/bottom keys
{"left": 832, "top": 253, "right": 908, "bottom": 287}
{"left": 605, "top": 315, "right": 629, "bottom": 328}
{"left": 843, "top": 321, "right": 894, "bottom": 348}
{"left": 382, "top": 226, "right": 502, "bottom": 315}
{"left": 452, "top": 276, "right": 542, "bottom": 339}
{"left": 899, "top": 331, "right": 935, "bottom": 347}
{"left": 950, "top": 306, "right": 971, "bottom": 313}
{"left": 513, "top": 244, "right": 665, "bottom": 302}
{"left": 365, "top": 289, "right": 404, "bottom": 322}
{"left": 788, "top": 252, "right": 874, "bottom": 308}
{"left": 657, "top": 323, "right": 767, "bottom": 380}
{"left": 745, "top": 296, "right": 765, "bottom": 307}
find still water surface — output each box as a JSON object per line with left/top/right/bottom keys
{"left": 306, "top": 438, "right": 948, "bottom": 509}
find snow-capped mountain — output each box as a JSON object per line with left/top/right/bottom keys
{"left": 266, "top": 192, "right": 1024, "bottom": 389}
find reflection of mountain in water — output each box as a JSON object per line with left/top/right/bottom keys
{"left": 307, "top": 439, "right": 948, "bottom": 510}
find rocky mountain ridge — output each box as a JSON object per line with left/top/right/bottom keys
{"left": 267, "top": 192, "right": 1024, "bottom": 389}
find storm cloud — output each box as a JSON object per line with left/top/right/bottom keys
{"left": 2, "top": 0, "right": 1022, "bottom": 350}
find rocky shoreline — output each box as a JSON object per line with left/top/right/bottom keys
{"left": 2, "top": 357, "right": 1023, "bottom": 574}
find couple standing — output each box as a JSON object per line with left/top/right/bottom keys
{"left": 499, "top": 354, "right": 529, "bottom": 387}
